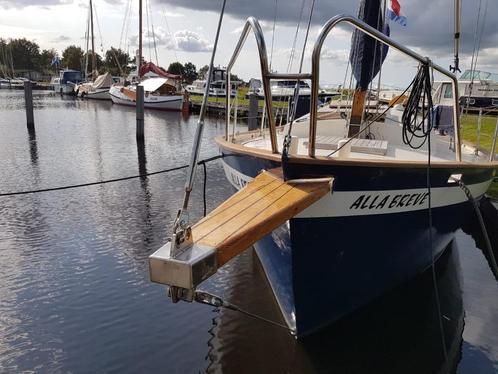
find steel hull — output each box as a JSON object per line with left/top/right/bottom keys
{"left": 220, "top": 148, "right": 494, "bottom": 336}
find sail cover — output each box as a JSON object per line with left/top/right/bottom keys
{"left": 349, "top": 0, "right": 389, "bottom": 90}
{"left": 92, "top": 72, "right": 112, "bottom": 89}
{"left": 139, "top": 62, "right": 181, "bottom": 80}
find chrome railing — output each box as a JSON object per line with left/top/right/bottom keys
{"left": 225, "top": 15, "right": 463, "bottom": 161}
{"left": 310, "top": 15, "right": 462, "bottom": 161}
{"left": 224, "top": 17, "right": 311, "bottom": 154}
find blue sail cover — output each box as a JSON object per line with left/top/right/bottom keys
{"left": 349, "top": 0, "right": 389, "bottom": 90}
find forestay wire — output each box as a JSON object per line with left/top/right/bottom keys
{"left": 282, "top": 0, "right": 316, "bottom": 158}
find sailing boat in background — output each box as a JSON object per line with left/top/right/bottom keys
{"left": 109, "top": 0, "right": 184, "bottom": 111}
{"left": 74, "top": 0, "right": 114, "bottom": 100}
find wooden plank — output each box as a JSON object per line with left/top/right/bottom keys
{"left": 191, "top": 170, "right": 333, "bottom": 266}
{"left": 348, "top": 89, "right": 367, "bottom": 137}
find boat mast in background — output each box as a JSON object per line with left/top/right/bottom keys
{"left": 138, "top": 0, "right": 143, "bottom": 80}
{"left": 450, "top": 0, "right": 461, "bottom": 73}
{"left": 90, "top": 0, "right": 97, "bottom": 77}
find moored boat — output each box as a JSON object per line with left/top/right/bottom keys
{"left": 51, "top": 69, "right": 82, "bottom": 95}
{"left": 76, "top": 72, "right": 114, "bottom": 100}
{"left": 149, "top": 2, "right": 498, "bottom": 337}
{"left": 110, "top": 76, "right": 184, "bottom": 111}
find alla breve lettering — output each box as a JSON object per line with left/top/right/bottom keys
{"left": 349, "top": 192, "right": 430, "bottom": 210}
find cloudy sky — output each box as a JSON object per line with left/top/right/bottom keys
{"left": 1, "top": 0, "right": 497, "bottom": 87}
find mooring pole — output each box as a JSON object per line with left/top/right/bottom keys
{"left": 136, "top": 85, "right": 144, "bottom": 140}
{"left": 248, "top": 93, "right": 259, "bottom": 131}
{"left": 24, "top": 81, "right": 34, "bottom": 129}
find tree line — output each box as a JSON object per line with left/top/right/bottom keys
{"left": 0, "top": 37, "right": 242, "bottom": 84}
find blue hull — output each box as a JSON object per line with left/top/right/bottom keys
{"left": 220, "top": 149, "right": 494, "bottom": 336}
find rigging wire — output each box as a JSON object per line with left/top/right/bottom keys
{"left": 149, "top": 0, "right": 159, "bottom": 66}
{"left": 269, "top": 0, "right": 278, "bottom": 71}
{"left": 466, "top": 0, "right": 483, "bottom": 111}
{"left": 286, "top": 0, "right": 306, "bottom": 73}
{"left": 118, "top": 0, "right": 131, "bottom": 51}
{"left": 284, "top": 0, "right": 316, "bottom": 144}
{"left": 92, "top": 1, "right": 105, "bottom": 55}
{"left": 145, "top": 0, "right": 152, "bottom": 62}
{"left": 162, "top": 7, "right": 179, "bottom": 62}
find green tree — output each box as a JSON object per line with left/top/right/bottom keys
{"left": 82, "top": 51, "right": 103, "bottom": 75}
{"left": 62, "top": 45, "right": 84, "bottom": 71}
{"left": 167, "top": 61, "right": 184, "bottom": 76}
{"left": 38, "top": 49, "right": 57, "bottom": 72}
{"left": 183, "top": 62, "right": 197, "bottom": 84}
{"left": 9, "top": 38, "right": 40, "bottom": 71}
{"left": 198, "top": 64, "right": 209, "bottom": 79}
{"left": 104, "top": 47, "right": 131, "bottom": 76}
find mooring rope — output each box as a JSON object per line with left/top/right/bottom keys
{"left": 0, "top": 155, "right": 223, "bottom": 197}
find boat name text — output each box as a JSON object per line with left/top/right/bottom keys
{"left": 349, "top": 192, "right": 429, "bottom": 210}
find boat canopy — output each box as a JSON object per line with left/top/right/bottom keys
{"left": 139, "top": 62, "right": 181, "bottom": 80}
{"left": 139, "top": 77, "right": 176, "bottom": 92}
{"left": 92, "top": 72, "right": 112, "bottom": 89}
{"left": 61, "top": 70, "right": 82, "bottom": 84}
{"left": 460, "top": 69, "right": 498, "bottom": 83}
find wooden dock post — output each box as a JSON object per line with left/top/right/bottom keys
{"left": 248, "top": 93, "right": 259, "bottom": 131}
{"left": 24, "top": 81, "right": 35, "bottom": 129}
{"left": 136, "top": 85, "right": 144, "bottom": 140}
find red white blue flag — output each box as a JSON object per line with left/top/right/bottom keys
{"left": 387, "top": 0, "right": 407, "bottom": 26}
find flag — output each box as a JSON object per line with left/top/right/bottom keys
{"left": 51, "top": 56, "right": 60, "bottom": 66}
{"left": 387, "top": 0, "right": 407, "bottom": 26}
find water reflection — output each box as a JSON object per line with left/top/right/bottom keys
{"left": 0, "top": 90, "right": 497, "bottom": 373}
{"left": 207, "top": 242, "right": 464, "bottom": 374}
{"left": 27, "top": 125, "right": 38, "bottom": 166}
{"left": 463, "top": 198, "right": 498, "bottom": 281}
{"left": 136, "top": 138, "right": 154, "bottom": 250}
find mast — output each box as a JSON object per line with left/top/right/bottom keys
{"left": 348, "top": 0, "right": 386, "bottom": 137}
{"left": 450, "top": 0, "right": 461, "bottom": 73}
{"left": 84, "top": 5, "right": 90, "bottom": 78}
{"left": 90, "top": 0, "right": 96, "bottom": 77}
{"left": 138, "top": 0, "right": 143, "bottom": 79}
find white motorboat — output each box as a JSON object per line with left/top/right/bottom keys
{"left": 51, "top": 70, "right": 82, "bottom": 95}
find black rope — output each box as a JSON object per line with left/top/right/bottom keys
{"left": 326, "top": 79, "right": 415, "bottom": 157}
{"left": 202, "top": 161, "right": 207, "bottom": 217}
{"left": 0, "top": 155, "right": 224, "bottom": 197}
{"left": 426, "top": 131, "right": 449, "bottom": 372}
{"left": 401, "top": 63, "right": 434, "bottom": 149}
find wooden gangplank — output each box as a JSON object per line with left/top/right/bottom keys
{"left": 193, "top": 170, "right": 333, "bottom": 266}
{"left": 149, "top": 170, "right": 333, "bottom": 289}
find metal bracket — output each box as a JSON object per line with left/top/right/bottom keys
{"left": 149, "top": 241, "right": 217, "bottom": 290}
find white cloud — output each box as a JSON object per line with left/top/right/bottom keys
{"left": 128, "top": 28, "right": 212, "bottom": 53}
{"left": 174, "top": 30, "right": 211, "bottom": 52}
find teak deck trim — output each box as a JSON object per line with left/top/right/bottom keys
{"left": 214, "top": 136, "right": 498, "bottom": 169}
{"left": 191, "top": 170, "right": 333, "bottom": 266}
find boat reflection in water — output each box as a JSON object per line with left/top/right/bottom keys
{"left": 206, "top": 240, "right": 464, "bottom": 373}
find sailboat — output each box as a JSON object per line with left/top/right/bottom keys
{"left": 149, "top": 0, "right": 498, "bottom": 337}
{"left": 109, "top": 0, "right": 184, "bottom": 111}
{"left": 73, "top": 0, "right": 114, "bottom": 100}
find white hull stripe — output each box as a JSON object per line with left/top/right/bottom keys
{"left": 222, "top": 161, "right": 491, "bottom": 218}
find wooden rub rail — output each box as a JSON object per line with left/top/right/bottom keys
{"left": 149, "top": 170, "right": 333, "bottom": 290}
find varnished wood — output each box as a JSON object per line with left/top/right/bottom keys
{"left": 215, "top": 136, "right": 498, "bottom": 169}
{"left": 348, "top": 89, "right": 367, "bottom": 137}
{"left": 191, "top": 170, "right": 333, "bottom": 266}
{"left": 122, "top": 87, "right": 137, "bottom": 101}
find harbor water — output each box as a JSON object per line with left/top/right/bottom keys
{"left": 0, "top": 90, "right": 497, "bottom": 373}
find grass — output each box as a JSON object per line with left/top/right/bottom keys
{"left": 460, "top": 114, "right": 497, "bottom": 153}
{"left": 189, "top": 86, "right": 290, "bottom": 109}
{"left": 460, "top": 113, "right": 498, "bottom": 199}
